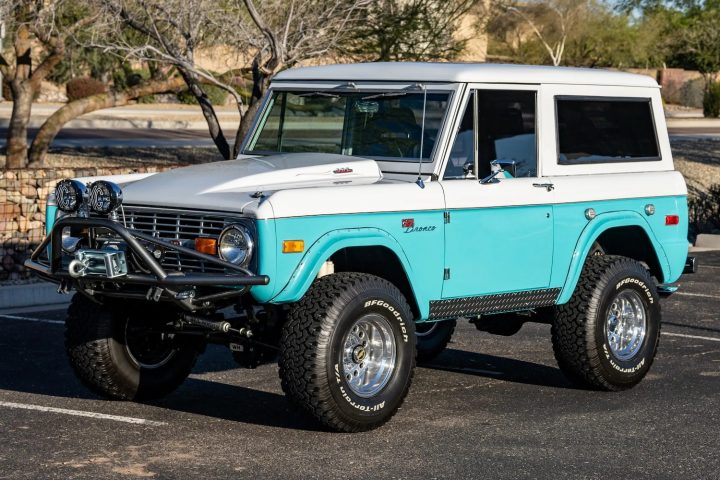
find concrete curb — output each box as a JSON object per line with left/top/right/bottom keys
{"left": 0, "top": 283, "right": 71, "bottom": 309}
{"left": 694, "top": 234, "right": 720, "bottom": 251}
{"left": 666, "top": 118, "right": 720, "bottom": 128}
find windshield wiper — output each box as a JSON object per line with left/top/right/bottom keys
{"left": 297, "top": 91, "right": 340, "bottom": 98}
{"left": 361, "top": 92, "right": 408, "bottom": 100}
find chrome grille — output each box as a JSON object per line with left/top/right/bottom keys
{"left": 119, "top": 206, "right": 244, "bottom": 274}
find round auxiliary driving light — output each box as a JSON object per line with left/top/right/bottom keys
{"left": 218, "top": 224, "right": 254, "bottom": 267}
{"left": 55, "top": 179, "right": 87, "bottom": 213}
{"left": 89, "top": 181, "right": 123, "bottom": 214}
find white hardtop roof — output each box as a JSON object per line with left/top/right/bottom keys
{"left": 274, "top": 62, "right": 658, "bottom": 88}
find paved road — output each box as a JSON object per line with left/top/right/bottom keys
{"left": 0, "top": 127, "right": 215, "bottom": 149}
{"left": 0, "top": 252, "right": 719, "bottom": 479}
{"left": 1, "top": 124, "right": 719, "bottom": 150}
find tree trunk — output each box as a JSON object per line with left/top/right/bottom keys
{"left": 178, "top": 70, "right": 231, "bottom": 160}
{"left": 232, "top": 101, "right": 262, "bottom": 158}
{"left": 5, "top": 82, "right": 33, "bottom": 168}
{"left": 28, "top": 77, "right": 186, "bottom": 165}
{"left": 231, "top": 61, "right": 274, "bottom": 158}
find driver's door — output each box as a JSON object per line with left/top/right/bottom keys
{"left": 440, "top": 86, "right": 554, "bottom": 300}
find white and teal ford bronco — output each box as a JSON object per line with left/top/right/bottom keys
{"left": 27, "top": 63, "right": 696, "bottom": 432}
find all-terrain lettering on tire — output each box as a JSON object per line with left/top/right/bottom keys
{"left": 552, "top": 255, "right": 661, "bottom": 391}
{"left": 278, "top": 272, "right": 416, "bottom": 432}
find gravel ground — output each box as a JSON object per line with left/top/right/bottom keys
{"left": 671, "top": 138, "right": 720, "bottom": 195}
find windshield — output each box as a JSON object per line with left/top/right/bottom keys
{"left": 245, "top": 89, "right": 451, "bottom": 162}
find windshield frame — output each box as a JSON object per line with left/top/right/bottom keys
{"left": 240, "top": 82, "right": 458, "bottom": 170}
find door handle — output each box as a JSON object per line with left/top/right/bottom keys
{"left": 533, "top": 182, "right": 554, "bottom": 192}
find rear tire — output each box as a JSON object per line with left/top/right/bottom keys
{"left": 279, "top": 273, "right": 416, "bottom": 432}
{"left": 65, "top": 294, "right": 200, "bottom": 400}
{"left": 415, "top": 320, "right": 456, "bottom": 362}
{"left": 552, "top": 255, "right": 661, "bottom": 391}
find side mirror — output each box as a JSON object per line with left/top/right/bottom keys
{"left": 481, "top": 159, "right": 517, "bottom": 184}
{"left": 493, "top": 159, "right": 517, "bottom": 178}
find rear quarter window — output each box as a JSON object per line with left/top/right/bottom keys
{"left": 556, "top": 97, "right": 660, "bottom": 165}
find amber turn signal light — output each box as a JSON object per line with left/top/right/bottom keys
{"left": 282, "top": 240, "right": 305, "bottom": 253}
{"left": 195, "top": 237, "right": 218, "bottom": 255}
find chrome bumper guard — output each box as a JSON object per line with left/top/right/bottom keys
{"left": 24, "top": 217, "right": 270, "bottom": 289}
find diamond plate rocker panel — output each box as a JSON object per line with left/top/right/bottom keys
{"left": 429, "top": 288, "right": 562, "bottom": 319}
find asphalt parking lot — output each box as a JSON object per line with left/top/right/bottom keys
{"left": 0, "top": 252, "right": 718, "bottom": 480}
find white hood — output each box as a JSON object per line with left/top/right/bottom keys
{"left": 120, "top": 153, "right": 383, "bottom": 213}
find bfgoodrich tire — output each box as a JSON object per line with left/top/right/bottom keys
{"left": 552, "top": 255, "right": 661, "bottom": 391}
{"left": 415, "top": 319, "right": 456, "bottom": 362}
{"left": 279, "top": 273, "right": 416, "bottom": 432}
{"left": 65, "top": 294, "right": 200, "bottom": 400}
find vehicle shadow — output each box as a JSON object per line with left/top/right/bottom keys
{"left": 420, "top": 348, "right": 578, "bottom": 390}
{"left": 0, "top": 328, "right": 322, "bottom": 430}
{"left": 149, "top": 378, "right": 323, "bottom": 432}
{"left": 0, "top": 320, "right": 580, "bottom": 430}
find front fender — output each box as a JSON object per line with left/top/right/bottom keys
{"left": 557, "top": 211, "right": 671, "bottom": 304}
{"left": 267, "top": 227, "right": 425, "bottom": 316}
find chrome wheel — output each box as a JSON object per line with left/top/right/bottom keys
{"left": 341, "top": 314, "right": 397, "bottom": 398}
{"left": 606, "top": 290, "right": 647, "bottom": 361}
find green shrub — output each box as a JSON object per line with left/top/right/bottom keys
{"left": 177, "top": 84, "right": 229, "bottom": 106}
{"left": 703, "top": 82, "right": 720, "bottom": 118}
{"left": 111, "top": 66, "right": 153, "bottom": 91}
{"left": 66, "top": 77, "right": 107, "bottom": 101}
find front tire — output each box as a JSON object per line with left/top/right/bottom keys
{"left": 65, "top": 294, "right": 200, "bottom": 400}
{"left": 279, "top": 273, "right": 416, "bottom": 432}
{"left": 552, "top": 255, "right": 661, "bottom": 391}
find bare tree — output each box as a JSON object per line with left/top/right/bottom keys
{"left": 494, "top": 0, "right": 588, "bottom": 66}
{"left": 87, "top": 0, "right": 245, "bottom": 159}
{"left": 88, "top": 0, "right": 369, "bottom": 160}
{"left": 0, "top": 1, "right": 96, "bottom": 168}
{"left": 28, "top": 73, "right": 187, "bottom": 164}
{"left": 232, "top": 0, "right": 370, "bottom": 155}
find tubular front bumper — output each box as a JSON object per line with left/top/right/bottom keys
{"left": 24, "top": 216, "right": 270, "bottom": 289}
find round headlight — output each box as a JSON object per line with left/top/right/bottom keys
{"left": 89, "top": 181, "right": 123, "bottom": 214}
{"left": 55, "top": 179, "right": 87, "bottom": 213}
{"left": 218, "top": 224, "right": 254, "bottom": 267}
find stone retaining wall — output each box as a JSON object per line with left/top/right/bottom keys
{"left": 0, "top": 166, "right": 177, "bottom": 284}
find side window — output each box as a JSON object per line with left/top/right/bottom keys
{"left": 556, "top": 97, "right": 660, "bottom": 164}
{"left": 444, "top": 92, "right": 475, "bottom": 179}
{"left": 477, "top": 90, "right": 537, "bottom": 178}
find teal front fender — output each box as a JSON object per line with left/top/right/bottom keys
{"left": 557, "top": 211, "right": 671, "bottom": 304}
{"left": 265, "top": 227, "right": 428, "bottom": 318}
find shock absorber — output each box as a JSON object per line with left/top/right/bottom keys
{"left": 180, "top": 313, "right": 253, "bottom": 338}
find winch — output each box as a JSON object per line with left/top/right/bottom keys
{"left": 68, "top": 249, "right": 128, "bottom": 279}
